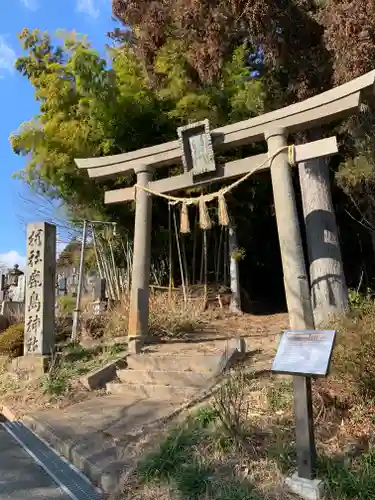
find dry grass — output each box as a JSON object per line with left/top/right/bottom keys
{"left": 103, "top": 291, "right": 218, "bottom": 340}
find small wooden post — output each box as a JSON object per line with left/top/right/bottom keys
{"left": 265, "top": 127, "right": 317, "bottom": 479}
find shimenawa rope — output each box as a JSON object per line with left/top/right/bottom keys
{"left": 135, "top": 145, "right": 295, "bottom": 233}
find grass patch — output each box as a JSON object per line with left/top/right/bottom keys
{"left": 137, "top": 410, "right": 261, "bottom": 500}
{"left": 0, "top": 341, "right": 125, "bottom": 413}
{"left": 266, "top": 378, "right": 293, "bottom": 413}
{"left": 318, "top": 451, "right": 375, "bottom": 499}
{"left": 41, "top": 342, "right": 124, "bottom": 397}
{"left": 138, "top": 424, "right": 202, "bottom": 482}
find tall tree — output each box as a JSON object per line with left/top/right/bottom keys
{"left": 11, "top": 28, "right": 272, "bottom": 294}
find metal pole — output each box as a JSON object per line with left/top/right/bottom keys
{"left": 71, "top": 220, "right": 87, "bottom": 342}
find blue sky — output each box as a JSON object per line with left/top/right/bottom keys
{"left": 0, "top": 0, "right": 116, "bottom": 270}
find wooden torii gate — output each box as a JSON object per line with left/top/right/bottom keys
{"left": 76, "top": 70, "right": 375, "bottom": 349}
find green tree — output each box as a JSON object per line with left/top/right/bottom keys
{"left": 10, "top": 29, "right": 173, "bottom": 225}
{"left": 11, "top": 28, "right": 272, "bottom": 293}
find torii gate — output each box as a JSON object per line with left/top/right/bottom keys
{"left": 76, "top": 70, "right": 375, "bottom": 483}
{"left": 76, "top": 69, "right": 375, "bottom": 348}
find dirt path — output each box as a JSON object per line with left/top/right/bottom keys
{"left": 144, "top": 312, "right": 288, "bottom": 371}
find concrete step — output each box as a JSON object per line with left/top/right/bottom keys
{"left": 126, "top": 353, "right": 222, "bottom": 373}
{"left": 106, "top": 381, "right": 197, "bottom": 400}
{"left": 117, "top": 369, "right": 210, "bottom": 388}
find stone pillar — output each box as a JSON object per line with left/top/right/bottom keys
{"left": 128, "top": 165, "right": 153, "bottom": 351}
{"left": 24, "top": 222, "right": 56, "bottom": 356}
{"left": 299, "top": 152, "right": 348, "bottom": 326}
{"left": 265, "top": 128, "right": 314, "bottom": 331}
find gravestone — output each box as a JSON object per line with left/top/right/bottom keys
{"left": 91, "top": 278, "right": 107, "bottom": 316}
{"left": 12, "top": 274, "right": 25, "bottom": 303}
{"left": 58, "top": 277, "right": 68, "bottom": 296}
{"left": 93, "top": 277, "right": 106, "bottom": 301}
{"left": 24, "top": 222, "right": 56, "bottom": 356}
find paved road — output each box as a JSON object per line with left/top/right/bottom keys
{"left": 0, "top": 426, "right": 71, "bottom": 500}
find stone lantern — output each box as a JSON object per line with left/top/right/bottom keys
{"left": 7, "top": 264, "right": 23, "bottom": 287}
{"left": 2, "top": 265, "right": 24, "bottom": 302}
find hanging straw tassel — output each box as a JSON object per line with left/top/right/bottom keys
{"left": 199, "top": 195, "right": 212, "bottom": 230}
{"left": 180, "top": 201, "right": 190, "bottom": 234}
{"left": 288, "top": 144, "right": 296, "bottom": 166}
{"left": 217, "top": 191, "right": 229, "bottom": 226}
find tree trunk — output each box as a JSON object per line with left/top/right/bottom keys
{"left": 228, "top": 224, "right": 242, "bottom": 314}
{"left": 299, "top": 150, "right": 348, "bottom": 326}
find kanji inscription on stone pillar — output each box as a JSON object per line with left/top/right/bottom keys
{"left": 24, "top": 222, "right": 56, "bottom": 356}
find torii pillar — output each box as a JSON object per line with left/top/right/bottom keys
{"left": 266, "top": 127, "right": 317, "bottom": 481}
{"left": 128, "top": 165, "right": 153, "bottom": 352}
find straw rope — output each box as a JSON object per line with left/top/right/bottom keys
{"left": 135, "top": 145, "right": 295, "bottom": 232}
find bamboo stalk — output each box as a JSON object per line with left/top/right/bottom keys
{"left": 192, "top": 207, "right": 198, "bottom": 284}
{"left": 108, "top": 235, "right": 121, "bottom": 300}
{"left": 172, "top": 208, "right": 188, "bottom": 306}
{"left": 203, "top": 229, "right": 208, "bottom": 308}
{"left": 168, "top": 204, "right": 173, "bottom": 301}
{"left": 92, "top": 226, "right": 104, "bottom": 279}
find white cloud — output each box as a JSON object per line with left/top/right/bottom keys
{"left": 76, "top": 0, "right": 99, "bottom": 19}
{"left": 0, "top": 251, "right": 26, "bottom": 272}
{"left": 0, "top": 36, "right": 16, "bottom": 77}
{"left": 20, "top": 0, "right": 39, "bottom": 11}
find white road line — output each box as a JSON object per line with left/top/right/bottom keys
{"left": 14, "top": 420, "right": 101, "bottom": 491}
{"left": 1, "top": 422, "right": 79, "bottom": 500}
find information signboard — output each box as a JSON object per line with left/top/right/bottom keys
{"left": 272, "top": 330, "right": 336, "bottom": 377}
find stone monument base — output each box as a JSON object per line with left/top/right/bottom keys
{"left": 285, "top": 472, "right": 325, "bottom": 500}
{"left": 128, "top": 336, "right": 142, "bottom": 354}
{"left": 11, "top": 354, "right": 52, "bottom": 378}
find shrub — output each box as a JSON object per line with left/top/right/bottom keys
{"left": 55, "top": 315, "right": 73, "bottom": 343}
{"left": 58, "top": 295, "right": 76, "bottom": 314}
{"left": 82, "top": 315, "right": 106, "bottom": 340}
{"left": 0, "top": 323, "right": 24, "bottom": 358}
{"left": 321, "top": 303, "right": 375, "bottom": 402}
{"left": 348, "top": 288, "right": 373, "bottom": 316}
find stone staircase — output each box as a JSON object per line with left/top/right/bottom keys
{"left": 21, "top": 338, "right": 246, "bottom": 496}
{"left": 106, "top": 348, "right": 241, "bottom": 401}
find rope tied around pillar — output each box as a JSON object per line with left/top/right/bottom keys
{"left": 134, "top": 144, "right": 296, "bottom": 232}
